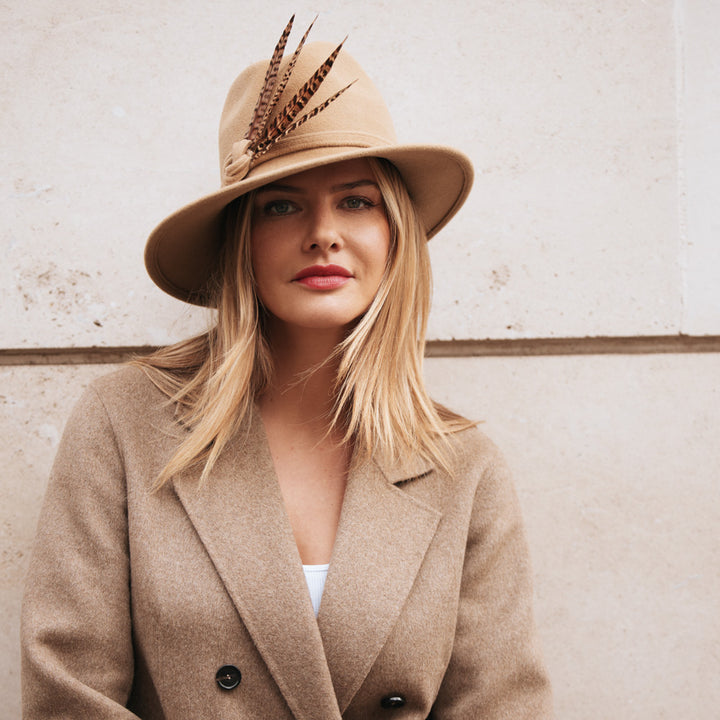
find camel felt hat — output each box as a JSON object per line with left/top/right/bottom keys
{"left": 144, "top": 19, "right": 474, "bottom": 305}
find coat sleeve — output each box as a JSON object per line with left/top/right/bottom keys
{"left": 431, "top": 447, "right": 553, "bottom": 719}
{"left": 21, "top": 384, "right": 141, "bottom": 718}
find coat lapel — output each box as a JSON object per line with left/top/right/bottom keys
{"left": 172, "top": 408, "right": 341, "bottom": 720}
{"left": 317, "top": 455, "right": 441, "bottom": 713}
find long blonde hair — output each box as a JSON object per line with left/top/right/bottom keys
{"left": 135, "top": 158, "right": 473, "bottom": 486}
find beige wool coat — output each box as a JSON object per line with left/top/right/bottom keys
{"left": 21, "top": 367, "right": 552, "bottom": 719}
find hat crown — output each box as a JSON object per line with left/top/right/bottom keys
{"left": 218, "top": 42, "right": 397, "bottom": 181}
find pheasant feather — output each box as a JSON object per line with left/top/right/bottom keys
{"left": 256, "top": 80, "right": 356, "bottom": 155}
{"left": 246, "top": 15, "right": 295, "bottom": 141}
{"left": 258, "top": 16, "right": 317, "bottom": 131}
{"left": 262, "top": 40, "right": 346, "bottom": 144}
{"left": 226, "top": 16, "right": 354, "bottom": 182}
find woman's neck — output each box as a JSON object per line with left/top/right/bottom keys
{"left": 260, "top": 322, "right": 345, "bottom": 430}
{"left": 258, "top": 322, "right": 352, "bottom": 566}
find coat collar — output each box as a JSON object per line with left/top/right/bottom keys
{"left": 172, "top": 407, "right": 441, "bottom": 718}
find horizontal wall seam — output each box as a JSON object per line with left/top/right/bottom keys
{"left": 1, "top": 335, "right": 719, "bottom": 366}
{"left": 425, "top": 335, "right": 720, "bottom": 357}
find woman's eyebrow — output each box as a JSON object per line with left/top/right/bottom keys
{"left": 330, "top": 179, "right": 378, "bottom": 192}
{"left": 255, "top": 183, "right": 301, "bottom": 194}
{"left": 256, "top": 179, "right": 379, "bottom": 195}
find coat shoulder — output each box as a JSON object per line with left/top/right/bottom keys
{"left": 78, "top": 364, "right": 174, "bottom": 429}
{"left": 446, "top": 423, "right": 509, "bottom": 480}
{"left": 59, "top": 364, "right": 179, "bottom": 468}
{"left": 432, "top": 424, "right": 520, "bottom": 521}
{"left": 88, "top": 363, "right": 167, "bottom": 408}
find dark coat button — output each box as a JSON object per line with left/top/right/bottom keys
{"left": 380, "top": 694, "right": 406, "bottom": 709}
{"left": 215, "top": 665, "right": 242, "bottom": 690}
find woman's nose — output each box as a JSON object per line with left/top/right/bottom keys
{"left": 303, "top": 205, "right": 342, "bottom": 252}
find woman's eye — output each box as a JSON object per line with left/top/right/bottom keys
{"left": 341, "top": 196, "right": 374, "bottom": 210}
{"left": 264, "top": 200, "right": 297, "bottom": 216}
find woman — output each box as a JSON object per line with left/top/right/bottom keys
{"left": 21, "top": 18, "right": 552, "bottom": 719}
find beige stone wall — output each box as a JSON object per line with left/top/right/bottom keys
{"left": 2, "top": 1, "right": 719, "bottom": 717}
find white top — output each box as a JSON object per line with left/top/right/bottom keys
{"left": 302, "top": 563, "right": 329, "bottom": 617}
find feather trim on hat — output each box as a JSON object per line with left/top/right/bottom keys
{"left": 223, "top": 16, "right": 354, "bottom": 185}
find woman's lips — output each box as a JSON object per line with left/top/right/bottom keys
{"left": 292, "top": 264, "right": 352, "bottom": 290}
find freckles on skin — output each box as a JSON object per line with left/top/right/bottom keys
{"left": 248, "top": 159, "right": 391, "bottom": 333}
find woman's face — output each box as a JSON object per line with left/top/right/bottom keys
{"left": 250, "top": 158, "right": 391, "bottom": 334}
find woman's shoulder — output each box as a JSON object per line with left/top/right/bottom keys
{"left": 70, "top": 364, "right": 174, "bottom": 432}
{"left": 406, "top": 423, "right": 521, "bottom": 535}
{"left": 55, "top": 365, "right": 182, "bottom": 475}
{"left": 446, "top": 422, "right": 508, "bottom": 476}
{"left": 439, "top": 422, "right": 520, "bottom": 504}
{"left": 88, "top": 363, "right": 162, "bottom": 398}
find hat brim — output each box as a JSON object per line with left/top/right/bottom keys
{"left": 144, "top": 143, "right": 473, "bottom": 305}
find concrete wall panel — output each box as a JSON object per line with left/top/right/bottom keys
{"left": 428, "top": 0, "right": 681, "bottom": 339}
{"left": 2, "top": 0, "right": 686, "bottom": 347}
{"left": 681, "top": 0, "right": 720, "bottom": 334}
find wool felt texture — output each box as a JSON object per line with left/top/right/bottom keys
{"left": 21, "top": 366, "right": 552, "bottom": 719}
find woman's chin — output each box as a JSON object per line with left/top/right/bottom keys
{"left": 265, "top": 310, "right": 365, "bottom": 336}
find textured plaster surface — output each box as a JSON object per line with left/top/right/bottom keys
{"left": 3, "top": 356, "right": 719, "bottom": 717}
{"left": 2, "top": 0, "right": 686, "bottom": 347}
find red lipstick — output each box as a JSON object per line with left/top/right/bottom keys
{"left": 292, "top": 264, "right": 352, "bottom": 290}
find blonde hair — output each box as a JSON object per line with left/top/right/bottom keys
{"left": 135, "top": 158, "right": 473, "bottom": 486}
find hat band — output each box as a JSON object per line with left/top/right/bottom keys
{"left": 222, "top": 130, "right": 394, "bottom": 185}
